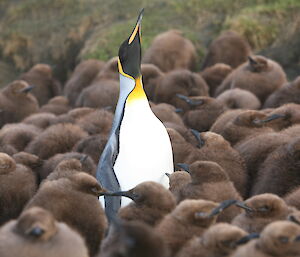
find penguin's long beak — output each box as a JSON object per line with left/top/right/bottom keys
{"left": 235, "top": 233, "right": 260, "bottom": 245}
{"left": 118, "top": 9, "right": 144, "bottom": 80}
{"left": 128, "top": 8, "right": 143, "bottom": 45}
{"left": 103, "top": 190, "right": 139, "bottom": 201}
{"left": 254, "top": 113, "right": 286, "bottom": 124}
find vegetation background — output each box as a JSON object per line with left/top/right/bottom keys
{"left": 0, "top": 0, "right": 299, "bottom": 86}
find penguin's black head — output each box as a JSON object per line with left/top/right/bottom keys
{"left": 118, "top": 9, "right": 144, "bottom": 79}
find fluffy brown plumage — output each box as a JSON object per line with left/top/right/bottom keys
{"left": 154, "top": 69, "right": 209, "bottom": 110}
{"left": 215, "top": 110, "right": 275, "bottom": 146}
{"left": 0, "top": 153, "right": 37, "bottom": 225}
{"left": 177, "top": 161, "right": 243, "bottom": 222}
{"left": 74, "top": 134, "right": 108, "bottom": 164}
{"left": 100, "top": 220, "right": 168, "bottom": 257}
{"left": 0, "top": 207, "right": 88, "bottom": 257}
{"left": 0, "top": 123, "right": 41, "bottom": 151}
{"left": 19, "top": 64, "right": 61, "bottom": 106}
{"left": 25, "top": 123, "right": 88, "bottom": 159}
{"left": 143, "top": 30, "right": 197, "bottom": 72}
{"left": 185, "top": 132, "right": 247, "bottom": 197}
{"left": 93, "top": 56, "right": 118, "bottom": 82}
{"left": 235, "top": 132, "right": 291, "bottom": 197}
{"left": 23, "top": 112, "right": 57, "bottom": 129}
{"left": 75, "top": 79, "right": 119, "bottom": 110}
{"left": 231, "top": 221, "right": 300, "bottom": 257}
{"left": 0, "top": 80, "right": 39, "bottom": 126}
{"left": 107, "top": 181, "right": 176, "bottom": 226}
{"left": 216, "top": 88, "right": 261, "bottom": 110}
{"left": 156, "top": 199, "right": 219, "bottom": 255}
{"left": 178, "top": 96, "right": 227, "bottom": 132}
{"left": 64, "top": 59, "right": 105, "bottom": 106}
{"left": 167, "top": 171, "right": 191, "bottom": 201}
{"left": 216, "top": 55, "right": 287, "bottom": 102}
{"left": 26, "top": 172, "right": 108, "bottom": 256}
{"left": 201, "top": 31, "right": 251, "bottom": 70}
{"left": 200, "top": 63, "right": 233, "bottom": 96}
{"left": 264, "top": 76, "right": 300, "bottom": 108}
{"left": 40, "top": 96, "right": 71, "bottom": 115}
{"left": 40, "top": 152, "right": 96, "bottom": 181}
{"left": 251, "top": 137, "right": 300, "bottom": 197}
{"left": 177, "top": 223, "right": 248, "bottom": 257}
{"left": 232, "top": 194, "right": 295, "bottom": 233}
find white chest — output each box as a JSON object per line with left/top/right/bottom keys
{"left": 114, "top": 100, "right": 174, "bottom": 206}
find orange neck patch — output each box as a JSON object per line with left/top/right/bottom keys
{"left": 126, "top": 76, "right": 147, "bottom": 104}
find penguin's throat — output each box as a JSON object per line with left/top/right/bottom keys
{"left": 126, "top": 76, "right": 147, "bottom": 105}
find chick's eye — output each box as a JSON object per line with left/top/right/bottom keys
{"left": 278, "top": 236, "right": 289, "bottom": 243}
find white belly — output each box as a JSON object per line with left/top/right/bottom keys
{"left": 114, "top": 100, "right": 174, "bottom": 206}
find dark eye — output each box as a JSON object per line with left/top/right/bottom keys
{"left": 257, "top": 205, "right": 270, "bottom": 212}
{"left": 278, "top": 236, "right": 289, "bottom": 243}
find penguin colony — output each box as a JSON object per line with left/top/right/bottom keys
{"left": 1, "top": 11, "right": 300, "bottom": 257}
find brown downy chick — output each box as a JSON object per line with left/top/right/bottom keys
{"left": 235, "top": 132, "right": 291, "bottom": 197}
{"left": 0, "top": 123, "right": 41, "bottom": 151}
{"left": 177, "top": 161, "right": 244, "bottom": 222}
{"left": 0, "top": 144, "right": 17, "bottom": 155}
{"left": 141, "top": 63, "right": 164, "bottom": 101}
{"left": 216, "top": 88, "right": 261, "bottom": 110}
{"left": 201, "top": 31, "right": 251, "bottom": 70}
{"left": 200, "top": 63, "right": 233, "bottom": 96}
{"left": 0, "top": 207, "right": 88, "bottom": 257}
{"left": 40, "top": 152, "right": 96, "bottom": 181}
{"left": 74, "top": 134, "right": 108, "bottom": 164}
{"left": 185, "top": 131, "right": 247, "bottom": 197}
{"left": 251, "top": 137, "right": 300, "bottom": 197}
{"left": 46, "top": 158, "right": 85, "bottom": 181}
{"left": 210, "top": 109, "right": 245, "bottom": 134}
{"left": 0, "top": 153, "right": 37, "bottom": 225}
{"left": 264, "top": 76, "right": 300, "bottom": 108}
{"left": 75, "top": 79, "right": 119, "bottom": 110}
{"left": 232, "top": 193, "right": 295, "bottom": 233}
{"left": 284, "top": 187, "right": 300, "bottom": 211}
{"left": 167, "top": 128, "right": 198, "bottom": 164}
{"left": 64, "top": 59, "right": 105, "bottom": 106}
{"left": 151, "top": 103, "right": 185, "bottom": 128}
{"left": 176, "top": 223, "right": 250, "bottom": 257}
{"left": 51, "top": 107, "right": 95, "bottom": 125}
{"left": 100, "top": 220, "right": 168, "bottom": 257}
{"left": 143, "top": 30, "right": 197, "bottom": 72}
{"left": 20, "top": 64, "right": 61, "bottom": 106}
{"left": 156, "top": 199, "right": 219, "bottom": 256}
{"left": 231, "top": 221, "right": 300, "bottom": 257}
{"left": 13, "top": 152, "right": 43, "bottom": 184}
{"left": 40, "top": 96, "right": 71, "bottom": 115}
{"left": 216, "top": 110, "right": 275, "bottom": 146}
{"left": 93, "top": 56, "right": 118, "bottom": 81}
{"left": 0, "top": 80, "right": 39, "bottom": 126}
{"left": 176, "top": 95, "right": 227, "bottom": 131}
{"left": 25, "top": 123, "right": 88, "bottom": 159}
{"left": 105, "top": 181, "right": 176, "bottom": 226}
{"left": 260, "top": 103, "right": 300, "bottom": 131}
{"left": 75, "top": 109, "right": 113, "bottom": 135}
{"left": 167, "top": 171, "right": 191, "bottom": 202}
{"left": 154, "top": 69, "right": 209, "bottom": 110}
{"left": 216, "top": 55, "right": 287, "bottom": 102}
{"left": 25, "top": 172, "right": 108, "bottom": 257}
{"left": 23, "top": 112, "right": 57, "bottom": 129}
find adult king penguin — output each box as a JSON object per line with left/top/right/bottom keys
{"left": 97, "top": 9, "right": 174, "bottom": 221}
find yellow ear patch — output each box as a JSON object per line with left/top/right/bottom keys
{"left": 126, "top": 76, "right": 147, "bottom": 104}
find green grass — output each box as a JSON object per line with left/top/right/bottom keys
{"left": 0, "top": 0, "right": 299, "bottom": 86}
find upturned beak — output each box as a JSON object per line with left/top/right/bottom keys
{"left": 103, "top": 190, "right": 138, "bottom": 201}
{"left": 128, "top": 8, "right": 144, "bottom": 45}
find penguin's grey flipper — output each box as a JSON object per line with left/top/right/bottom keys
{"left": 96, "top": 139, "right": 121, "bottom": 222}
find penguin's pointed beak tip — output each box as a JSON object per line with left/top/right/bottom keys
{"left": 128, "top": 8, "right": 144, "bottom": 45}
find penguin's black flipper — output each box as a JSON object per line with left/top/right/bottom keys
{"left": 96, "top": 136, "right": 121, "bottom": 222}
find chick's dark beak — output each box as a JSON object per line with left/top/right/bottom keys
{"left": 27, "top": 226, "right": 45, "bottom": 237}
{"left": 20, "top": 85, "right": 35, "bottom": 93}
